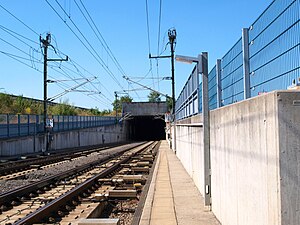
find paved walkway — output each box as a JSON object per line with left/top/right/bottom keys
{"left": 139, "top": 141, "right": 220, "bottom": 225}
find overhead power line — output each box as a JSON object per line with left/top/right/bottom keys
{"left": 74, "top": 0, "right": 141, "bottom": 101}
{"left": 0, "top": 3, "right": 40, "bottom": 36}
{"left": 144, "top": 0, "right": 154, "bottom": 85}
{"left": 156, "top": 0, "right": 163, "bottom": 91}
{"left": 76, "top": 0, "right": 127, "bottom": 76}
{"left": 145, "top": 0, "right": 151, "bottom": 57}
{"left": 0, "top": 50, "right": 43, "bottom": 71}
{"left": 45, "top": 0, "right": 124, "bottom": 91}
{"left": 0, "top": 24, "right": 39, "bottom": 45}
{"left": 0, "top": 1, "right": 117, "bottom": 107}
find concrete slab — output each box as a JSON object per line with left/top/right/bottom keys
{"left": 78, "top": 218, "right": 120, "bottom": 225}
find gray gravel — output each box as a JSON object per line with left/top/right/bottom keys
{"left": 0, "top": 143, "right": 139, "bottom": 194}
{"left": 110, "top": 199, "right": 139, "bottom": 225}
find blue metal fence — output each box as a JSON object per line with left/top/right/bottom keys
{"left": 221, "top": 38, "right": 244, "bottom": 106}
{"left": 0, "top": 114, "right": 117, "bottom": 139}
{"left": 249, "top": 0, "right": 300, "bottom": 96}
{"left": 175, "top": 0, "right": 300, "bottom": 120}
{"left": 208, "top": 66, "right": 217, "bottom": 109}
{"left": 175, "top": 66, "right": 199, "bottom": 119}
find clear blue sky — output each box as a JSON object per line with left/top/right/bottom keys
{"left": 0, "top": 0, "right": 272, "bottom": 110}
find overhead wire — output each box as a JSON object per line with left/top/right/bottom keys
{"left": 47, "top": 65, "right": 112, "bottom": 107}
{"left": 0, "top": 29, "right": 110, "bottom": 107}
{"left": 40, "top": 1, "right": 117, "bottom": 105}
{"left": 46, "top": 0, "right": 124, "bottom": 91}
{"left": 48, "top": 35, "right": 114, "bottom": 103}
{"left": 0, "top": 24, "right": 40, "bottom": 45}
{"left": 48, "top": 61, "right": 113, "bottom": 105}
{"left": 0, "top": 1, "right": 127, "bottom": 107}
{"left": 68, "top": 59, "right": 113, "bottom": 99}
{"left": 47, "top": 43, "right": 114, "bottom": 103}
{"left": 0, "top": 37, "right": 42, "bottom": 62}
{"left": 53, "top": 0, "right": 142, "bottom": 101}
{"left": 145, "top": 0, "right": 153, "bottom": 81}
{"left": 75, "top": 0, "right": 141, "bottom": 101}
{"left": 0, "top": 50, "right": 42, "bottom": 66}
{"left": 156, "top": 0, "right": 163, "bottom": 91}
{"left": 76, "top": 0, "right": 126, "bottom": 76}
{"left": 0, "top": 3, "right": 40, "bottom": 36}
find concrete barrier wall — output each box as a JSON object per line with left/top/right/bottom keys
{"left": 210, "top": 91, "right": 281, "bottom": 225}
{"left": 174, "top": 91, "right": 300, "bottom": 225}
{"left": 277, "top": 92, "right": 300, "bottom": 225}
{"left": 0, "top": 124, "right": 126, "bottom": 157}
{"left": 176, "top": 124, "right": 204, "bottom": 195}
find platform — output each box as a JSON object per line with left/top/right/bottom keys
{"left": 139, "top": 140, "right": 220, "bottom": 225}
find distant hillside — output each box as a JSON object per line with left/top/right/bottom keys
{"left": 0, "top": 93, "right": 112, "bottom": 116}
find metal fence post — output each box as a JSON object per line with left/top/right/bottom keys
{"left": 68, "top": 116, "right": 70, "bottom": 130}
{"left": 58, "top": 115, "right": 60, "bottom": 131}
{"left": 27, "top": 115, "right": 30, "bottom": 135}
{"left": 36, "top": 115, "right": 39, "bottom": 133}
{"left": 201, "top": 52, "right": 211, "bottom": 206}
{"left": 216, "top": 59, "right": 222, "bottom": 108}
{"left": 7, "top": 114, "right": 9, "bottom": 138}
{"left": 242, "top": 28, "right": 250, "bottom": 99}
{"left": 18, "top": 114, "right": 20, "bottom": 136}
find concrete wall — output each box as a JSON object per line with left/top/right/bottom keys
{"left": 176, "top": 124, "right": 204, "bottom": 195}
{"left": 277, "top": 92, "right": 300, "bottom": 225}
{"left": 174, "top": 91, "right": 300, "bottom": 225}
{"left": 122, "top": 102, "right": 168, "bottom": 116}
{"left": 0, "top": 124, "right": 126, "bottom": 157}
{"left": 210, "top": 91, "right": 281, "bottom": 225}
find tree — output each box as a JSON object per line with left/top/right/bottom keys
{"left": 88, "top": 107, "right": 112, "bottom": 116}
{"left": 166, "top": 96, "right": 173, "bottom": 111}
{"left": 148, "top": 91, "right": 161, "bottom": 102}
{"left": 49, "top": 99, "right": 79, "bottom": 116}
{"left": 0, "top": 93, "right": 13, "bottom": 113}
{"left": 12, "top": 95, "right": 33, "bottom": 114}
{"left": 112, "top": 95, "right": 133, "bottom": 115}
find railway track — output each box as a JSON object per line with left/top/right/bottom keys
{"left": 0, "top": 143, "right": 123, "bottom": 180}
{"left": 0, "top": 141, "right": 159, "bottom": 225}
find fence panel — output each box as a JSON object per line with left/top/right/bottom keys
{"left": 221, "top": 38, "right": 244, "bottom": 105}
{"left": 176, "top": 0, "right": 300, "bottom": 120}
{"left": 208, "top": 66, "right": 217, "bottom": 109}
{"left": 0, "top": 115, "right": 7, "bottom": 138}
{"left": 175, "top": 66, "right": 199, "bottom": 120}
{"left": 0, "top": 114, "right": 117, "bottom": 139}
{"left": 249, "top": 0, "right": 300, "bottom": 95}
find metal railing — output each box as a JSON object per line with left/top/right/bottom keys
{"left": 175, "top": 66, "right": 199, "bottom": 119}
{"left": 176, "top": 0, "right": 300, "bottom": 120}
{"left": 0, "top": 114, "right": 117, "bottom": 139}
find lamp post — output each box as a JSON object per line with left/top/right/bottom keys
{"left": 175, "top": 52, "right": 211, "bottom": 206}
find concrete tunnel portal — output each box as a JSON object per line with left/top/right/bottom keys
{"left": 122, "top": 102, "right": 168, "bottom": 141}
{"left": 126, "top": 116, "right": 166, "bottom": 141}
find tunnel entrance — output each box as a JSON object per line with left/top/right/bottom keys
{"left": 126, "top": 116, "right": 165, "bottom": 141}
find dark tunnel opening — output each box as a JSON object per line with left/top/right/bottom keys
{"left": 126, "top": 116, "right": 166, "bottom": 141}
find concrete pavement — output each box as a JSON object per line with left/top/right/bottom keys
{"left": 139, "top": 140, "right": 220, "bottom": 225}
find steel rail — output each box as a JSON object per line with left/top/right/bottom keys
{"left": 0, "top": 142, "right": 144, "bottom": 208}
{"left": 0, "top": 142, "right": 122, "bottom": 176}
{"left": 15, "top": 141, "right": 155, "bottom": 224}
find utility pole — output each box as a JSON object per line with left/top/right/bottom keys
{"left": 114, "top": 91, "right": 118, "bottom": 119}
{"left": 149, "top": 28, "right": 177, "bottom": 151}
{"left": 40, "top": 33, "right": 68, "bottom": 152}
{"left": 168, "top": 28, "right": 176, "bottom": 114}
{"left": 41, "top": 33, "right": 50, "bottom": 137}
{"left": 149, "top": 28, "right": 176, "bottom": 113}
